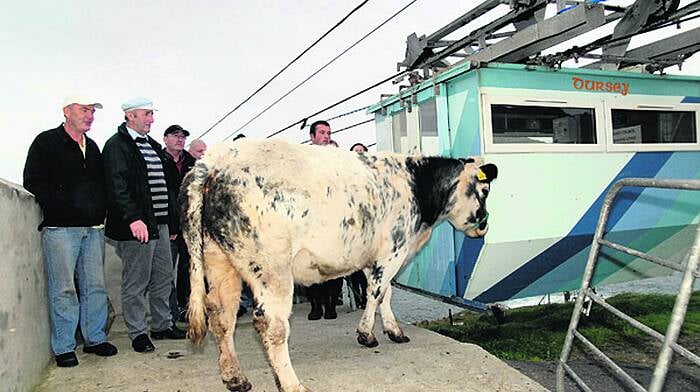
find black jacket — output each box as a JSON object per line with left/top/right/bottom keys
{"left": 162, "top": 148, "right": 196, "bottom": 234}
{"left": 102, "top": 123, "right": 177, "bottom": 241}
{"left": 23, "top": 124, "right": 107, "bottom": 230}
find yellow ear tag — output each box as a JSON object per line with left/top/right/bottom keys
{"left": 476, "top": 169, "right": 487, "bottom": 181}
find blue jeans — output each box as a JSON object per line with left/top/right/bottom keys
{"left": 42, "top": 227, "right": 109, "bottom": 355}
{"left": 240, "top": 283, "right": 253, "bottom": 308}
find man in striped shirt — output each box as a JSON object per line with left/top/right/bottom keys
{"left": 103, "top": 97, "right": 186, "bottom": 354}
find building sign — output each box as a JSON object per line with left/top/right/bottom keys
{"left": 572, "top": 77, "right": 630, "bottom": 96}
{"left": 613, "top": 125, "right": 642, "bottom": 144}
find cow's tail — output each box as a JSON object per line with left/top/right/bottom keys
{"left": 180, "top": 161, "right": 209, "bottom": 345}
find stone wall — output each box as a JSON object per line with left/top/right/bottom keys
{"left": 0, "top": 179, "right": 49, "bottom": 392}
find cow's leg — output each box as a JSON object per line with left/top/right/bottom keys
{"left": 356, "top": 258, "right": 409, "bottom": 347}
{"left": 205, "top": 246, "right": 250, "bottom": 392}
{"left": 356, "top": 267, "right": 380, "bottom": 348}
{"left": 251, "top": 273, "right": 309, "bottom": 392}
{"left": 379, "top": 285, "right": 409, "bottom": 343}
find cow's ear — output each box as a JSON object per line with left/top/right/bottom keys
{"left": 459, "top": 157, "right": 475, "bottom": 165}
{"left": 476, "top": 163, "right": 498, "bottom": 183}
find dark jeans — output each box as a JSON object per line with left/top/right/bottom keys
{"left": 169, "top": 236, "right": 191, "bottom": 320}
{"left": 349, "top": 270, "right": 368, "bottom": 308}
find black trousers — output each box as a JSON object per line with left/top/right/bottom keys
{"left": 349, "top": 271, "right": 367, "bottom": 308}
{"left": 307, "top": 278, "right": 343, "bottom": 307}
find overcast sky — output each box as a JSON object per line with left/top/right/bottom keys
{"left": 2, "top": 0, "right": 698, "bottom": 184}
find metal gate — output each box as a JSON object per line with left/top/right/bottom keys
{"left": 556, "top": 178, "right": 700, "bottom": 392}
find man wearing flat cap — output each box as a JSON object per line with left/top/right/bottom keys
{"left": 23, "top": 95, "right": 117, "bottom": 367}
{"left": 161, "top": 124, "right": 196, "bottom": 322}
{"left": 102, "top": 97, "right": 185, "bottom": 354}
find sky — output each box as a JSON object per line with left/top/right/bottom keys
{"left": 2, "top": 0, "right": 698, "bottom": 184}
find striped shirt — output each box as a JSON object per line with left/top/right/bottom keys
{"left": 134, "top": 136, "right": 169, "bottom": 220}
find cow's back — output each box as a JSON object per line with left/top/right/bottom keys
{"left": 204, "top": 139, "right": 376, "bottom": 190}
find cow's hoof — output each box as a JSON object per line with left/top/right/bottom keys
{"left": 223, "top": 377, "right": 252, "bottom": 392}
{"left": 386, "top": 331, "right": 410, "bottom": 344}
{"left": 357, "top": 331, "right": 379, "bottom": 348}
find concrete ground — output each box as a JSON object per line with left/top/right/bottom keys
{"left": 34, "top": 302, "right": 547, "bottom": 392}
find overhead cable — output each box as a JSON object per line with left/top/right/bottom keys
{"left": 194, "top": 0, "right": 371, "bottom": 141}
{"left": 300, "top": 119, "right": 374, "bottom": 144}
{"left": 265, "top": 69, "right": 407, "bottom": 139}
{"left": 299, "top": 104, "right": 371, "bottom": 131}
{"left": 223, "top": 0, "right": 418, "bottom": 141}
{"left": 535, "top": 11, "right": 700, "bottom": 67}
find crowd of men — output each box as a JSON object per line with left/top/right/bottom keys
{"left": 23, "top": 94, "right": 368, "bottom": 367}
{"left": 23, "top": 95, "right": 207, "bottom": 366}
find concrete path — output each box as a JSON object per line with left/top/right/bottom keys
{"left": 35, "top": 303, "right": 547, "bottom": 392}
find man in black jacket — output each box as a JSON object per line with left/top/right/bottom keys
{"left": 306, "top": 120, "right": 343, "bottom": 320}
{"left": 23, "top": 94, "right": 117, "bottom": 367}
{"left": 161, "top": 124, "right": 196, "bottom": 322}
{"left": 102, "top": 97, "right": 185, "bottom": 354}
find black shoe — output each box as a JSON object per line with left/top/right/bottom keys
{"left": 55, "top": 352, "right": 79, "bottom": 367}
{"left": 151, "top": 325, "right": 187, "bottom": 340}
{"left": 324, "top": 305, "right": 338, "bottom": 320}
{"left": 308, "top": 301, "right": 323, "bottom": 320}
{"left": 83, "top": 342, "right": 118, "bottom": 357}
{"left": 178, "top": 307, "right": 189, "bottom": 322}
{"left": 132, "top": 334, "right": 155, "bottom": 353}
{"left": 237, "top": 305, "right": 247, "bottom": 317}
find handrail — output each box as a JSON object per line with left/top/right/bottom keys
{"left": 556, "top": 177, "right": 700, "bottom": 392}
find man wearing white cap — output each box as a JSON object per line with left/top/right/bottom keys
{"left": 23, "top": 95, "right": 117, "bottom": 367}
{"left": 102, "top": 97, "right": 185, "bottom": 354}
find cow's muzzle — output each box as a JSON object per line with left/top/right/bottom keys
{"left": 465, "top": 212, "right": 489, "bottom": 238}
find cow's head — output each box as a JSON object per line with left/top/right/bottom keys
{"left": 447, "top": 158, "right": 498, "bottom": 238}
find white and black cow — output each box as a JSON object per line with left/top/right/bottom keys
{"left": 180, "top": 139, "right": 497, "bottom": 392}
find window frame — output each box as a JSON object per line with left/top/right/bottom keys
{"left": 481, "top": 88, "right": 606, "bottom": 153}
{"left": 417, "top": 97, "right": 440, "bottom": 155}
{"left": 418, "top": 98, "right": 439, "bottom": 137}
{"left": 390, "top": 109, "right": 407, "bottom": 153}
{"left": 604, "top": 95, "right": 700, "bottom": 152}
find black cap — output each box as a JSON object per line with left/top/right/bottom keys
{"left": 164, "top": 124, "right": 190, "bottom": 137}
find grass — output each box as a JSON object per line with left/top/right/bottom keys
{"left": 419, "top": 292, "right": 700, "bottom": 363}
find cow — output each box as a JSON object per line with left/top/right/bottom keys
{"left": 180, "top": 139, "right": 497, "bottom": 392}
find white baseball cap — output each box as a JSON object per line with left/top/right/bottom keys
{"left": 62, "top": 94, "right": 103, "bottom": 109}
{"left": 121, "top": 96, "right": 157, "bottom": 112}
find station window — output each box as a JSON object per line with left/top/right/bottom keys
{"left": 491, "top": 104, "right": 596, "bottom": 144}
{"left": 419, "top": 99, "right": 438, "bottom": 136}
{"left": 391, "top": 110, "right": 407, "bottom": 153}
{"left": 611, "top": 109, "right": 697, "bottom": 144}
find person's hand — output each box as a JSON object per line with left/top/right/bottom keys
{"left": 169, "top": 234, "right": 177, "bottom": 241}
{"left": 129, "top": 220, "right": 149, "bottom": 243}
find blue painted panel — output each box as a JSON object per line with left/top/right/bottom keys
{"left": 455, "top": 237, "right": 484, "bottom": 297}
{"left": 473, "top": 152, "right": 671, "bottom": 303}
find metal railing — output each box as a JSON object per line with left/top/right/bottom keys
{"left": 556, "top": 178, "right": 700, "bottom": 392}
